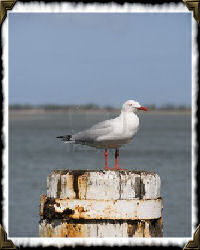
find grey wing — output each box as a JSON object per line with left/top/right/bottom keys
{"left": 90, "top": 119, "right": 113, "bottom": 130}
{"left": 72, "top": 120, "right": 113, "bottom": 143}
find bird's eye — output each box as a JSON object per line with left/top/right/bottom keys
{"left": 128, "top": 104, "right": 132, "bottom": 106}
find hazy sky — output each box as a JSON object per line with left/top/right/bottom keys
{"left": 9, "top": 12, "right": 191, "bottom": 107}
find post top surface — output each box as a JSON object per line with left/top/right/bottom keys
{"left": 47, "top": 169, "right": 161, "bottom": 200}
{"left": 51, "top": 169, "right": 157, "bottom": 175}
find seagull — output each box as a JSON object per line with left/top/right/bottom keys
{"left": 57, "top": 100, "right": 148, "bottom": 170}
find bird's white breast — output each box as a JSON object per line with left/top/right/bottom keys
{"left": 117, "top": 112, "right": 139, "bottom": 138}
{"left": 95, "top": 111, "right": 139, "bottom": 147}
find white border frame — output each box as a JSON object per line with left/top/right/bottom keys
{"left": 2, "top": 2, "right": 198, "bottom": 247}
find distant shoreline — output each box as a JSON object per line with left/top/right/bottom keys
{"left": 9, "top": 108, "right": 191, "bottom": 117}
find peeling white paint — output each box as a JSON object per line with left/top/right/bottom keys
{"left": 45, "top": 197, "right": 163, "bottom": 220}
{"left": 46, "top": 170, "right": 161, "bottom": 200}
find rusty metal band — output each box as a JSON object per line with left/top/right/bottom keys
{"left": 40, "top": 196, "right": 163, "bottom": 220}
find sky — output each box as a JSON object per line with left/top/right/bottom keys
{"left": 8, "top": 12, "right": 191, "bottom": 108}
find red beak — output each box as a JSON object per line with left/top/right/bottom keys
{"left": 137, "top": 106, "right": 148, "bottom": 111}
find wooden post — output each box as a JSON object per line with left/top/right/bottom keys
{"left": 39, "top": 170, "right": 163, "bottom": 237}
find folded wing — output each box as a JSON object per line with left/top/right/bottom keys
{"left": 72, "top": 119, "right": 114, "bottom": 144}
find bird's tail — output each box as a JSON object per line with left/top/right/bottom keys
{"left": 56, "top": 135, "right": 75, "bottom": 143}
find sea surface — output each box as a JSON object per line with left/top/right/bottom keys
{"left": 8, "top": 111, "right": 192, "bottom": 237}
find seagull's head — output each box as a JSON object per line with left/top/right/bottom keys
{"left": 122, "top": 100, "right": 148, "bottom": 113}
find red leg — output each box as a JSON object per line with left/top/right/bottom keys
{"left": 104, "top": 149, "right": 109, "bottom": 170}
{"left": 114, "top": 148, "right": 119, "bottom": 170}
{"left": 114, "top": 148, "right": 127, "bottom": 170}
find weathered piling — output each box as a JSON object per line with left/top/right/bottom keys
{"left": 39, "top": 170, "right": 163, "bottom": 237}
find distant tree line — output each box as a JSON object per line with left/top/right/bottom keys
{"left": 9, "top": 103, "right": 191, "bottom": 111}
{"left": 143, "top": 104, "right": 191, "bottom": 111}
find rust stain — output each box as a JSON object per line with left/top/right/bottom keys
{"left": 72, "top": 170, "right": 86, "bottom": 199}
{"left": 52, "top": 169, "right": 68, "bottom": 175}
{"left": 42, "top": 198, "right": 56, "bottom": 220}
{"left": 57, "top": 175, "right": 62, "bottom": 198}
{"left": 135, "top": 173, "right": 146, "bottom": 199}
{"left": 78, "top": 174, "right": 87, "bottom": 199}
{"left": 141, "top": 171, "right": 156, "bottom": 176}
{"left": 148, "top": 218, "right": 163, "bottom": 237}
{"left": 127, "top": 220, "right": 145, "bottom": 237}
{"left": 61, "top": 175, "right": 67, "bottom": 195}
{"left": 54, "top": 223, "right": 68, "bottom": 237}
{"left": 140, "top": 179, "right": 145, "bottom": 199}
{"left": 77, "top": 206, "right": 85, "bottom": 213}
{"left": 61, "top": 173, "right": 76, "bottom": 199}
{"left": 66, "top": 224, "right": 85, "bottom": 237}
{"left": 42, "top": 198, "right": 74, "bottom": 220}
{"left": 39, "top": 220, "right": 54, "bottom": 237}
{"left": 127, "top": 221, "right": 138, "bottom": 237}
{"left": 144, "top": 221, "right": 151, "bottom": 237}
{"left": 134, "top": 177, "right": 141, "bottom": 198}
{"left": 62, "top": 208, "right": 75, "bottom": 216}
{"left": 40, "top": 194, "right": 47, "bottom": 216}
{"left": 40, "top": 218, "right": 163, "bottom": 237}
{"left": 137, "top": 221, "right": 145, "bottom": 237}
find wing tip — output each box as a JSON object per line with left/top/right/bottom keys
{"left": 56, "top": 135, "right": 72, "bottom": 141}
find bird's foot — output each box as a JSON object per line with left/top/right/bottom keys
{"left": 104, "top": 167, "right": 128, "bottom": 171}
{"left": 113, "top": 166, "right": 128, "bottom": 171}
{"left": 115, "top": 168, "right": 128, "bottom": 171}
{"left": 104, "top": 166, "right": 113, "bottom": 170}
